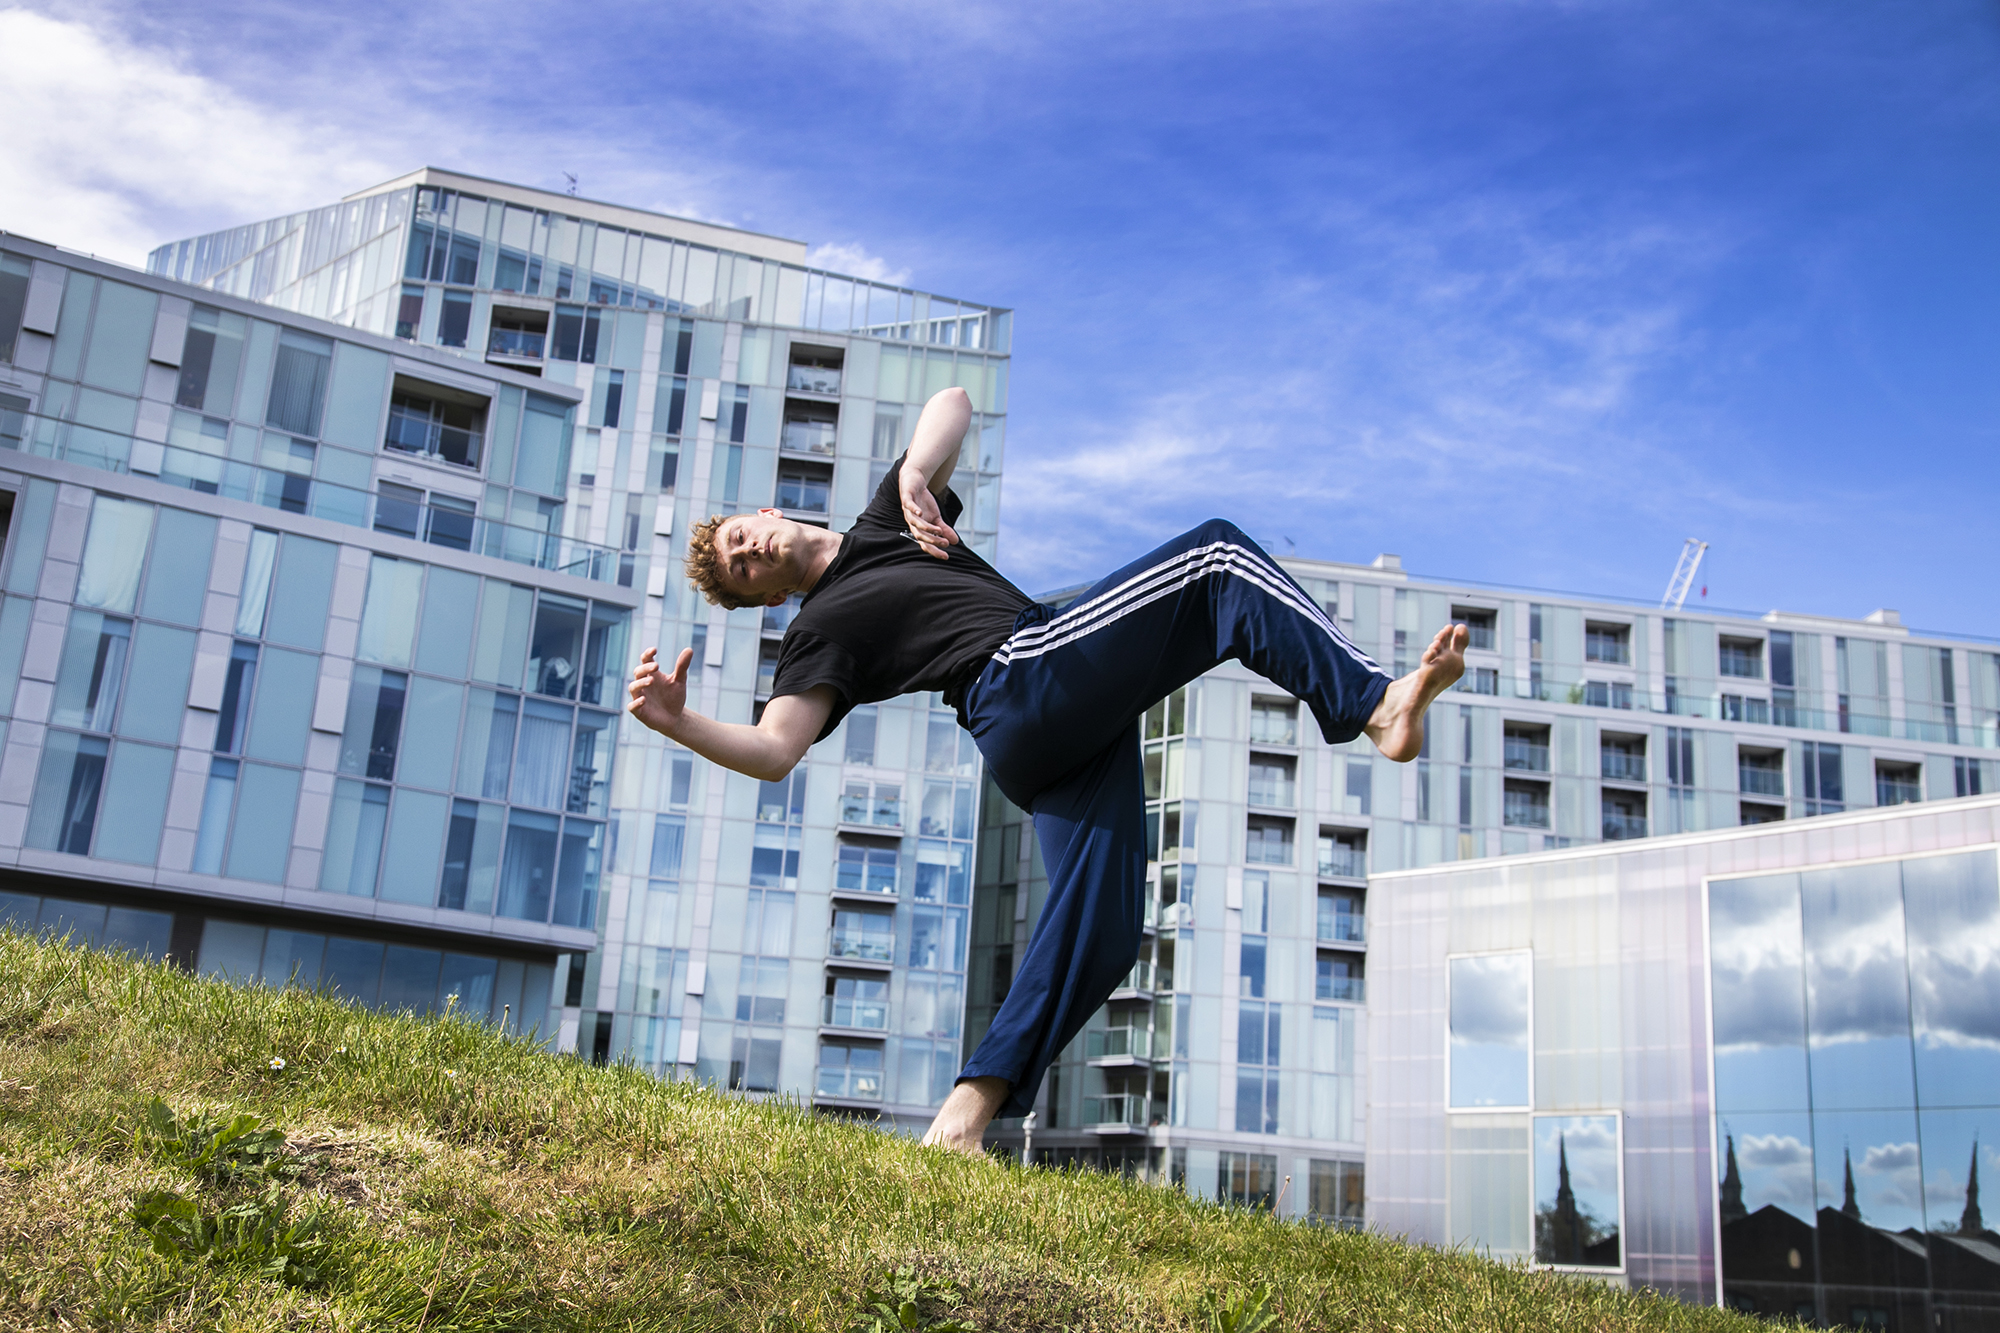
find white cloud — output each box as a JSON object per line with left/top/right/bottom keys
{"left": 806, "top": 241, "right": 912, "bottom": 287}
{"left": 0, "top": 9, "right": 393, "bottom": 263}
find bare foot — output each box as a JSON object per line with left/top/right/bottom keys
{"left": 920, "top": 1076, "right": 1009, "bottom": 1157}
{"left": 1364, "top": 623, "right": 1468, "bottom": 762}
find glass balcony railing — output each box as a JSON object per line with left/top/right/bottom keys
{"left": 1877, "top": 778, "right": 1922, "bottom": 806}
{"left": 1115, "top": 960, "right": 1156, "bottom": 994}
{"left": 385, "top": 406, "right": 483, "bottom": 469}
{"left": 1318, "top": 913, "right": 1365, "bottom": 945}
{"left": 1602, "top": 813, "right": 1649, "bottom": 841}
{"left": 1504, "top": 741, "right": 1550, "bottom": 772}
{"left": 487, "top": 328, "right": 546, "bottom": 358}
{"left": 839, "top": 793, "right": 903, "bottom": 829}
{"left": 1739, "top": 768, "right": 1785, "bottom": 797}
{"left": 1320, "top": 975, "right": 1366, "bottom": 1003}
{"left": 1503, "top": 803, "right": 1551, "bottom": 830}
{"left": 828, "top": 929, "right": 894, "bottom": 963}
{"left": 0, "top": 408, "right": 625, "bottom": 584}
{"left": 822, "top": 996, "right": 889, "bottom": 1030}
{"left": 781, "top": 420, "right": 838, "bottom": 456}
{"left": 1085, "top": 1028, "right": 1157, "bottom": 1061}
{"left": 1317, "top": 845, "right": 1366, "bottom": 879}
{"left": 787, "top": 365, "right": 842, "bottom": 395}
{"left": 834, "top": 856, "right": 898, "bottom": 898}
{"left": 1601, "top": 753, "right": 1646, "bottom": 781}
{"left": 1082, "top": 1093, "right": 1149, "bottom": 1129}
{"left": 1248, "top": 779, "right": 1295, "bottom": 808}
{"left": 1465, "top": 624, "right": 1496, "bottom": 651}
{"left": 776, "top": 478, "right": 830, "bottom": 513}
{"left": 815, "top": 1065, "right": 883, "bottom": 1100}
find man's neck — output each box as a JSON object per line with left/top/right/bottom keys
{"left": 793, "top": 525, "right": 844, "bottom": 596}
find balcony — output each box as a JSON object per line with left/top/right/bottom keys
{"left": 487, "top": 328, "right": 545, "bottom": 359}
{"left": 839, "top": 790, "right": 903, "bottom": 830}
{"left": 1320, "top": 975, "right": 1366, "bottom": 1003}
{"left": 1318, "top": 913, "right": 1365, "bottom": 945}
{"left": 1318, "top": 844, "right": 1366, "bottom": 879}
{"left": 1085, "top": 1027, "right": 1159, "bottom": 1063}
{"left": 1111, "top": 960, "right": 1157, "bottom": 997}
{"left": 787, "top": 364, "right": 842, "bottom": 395}
{"left": 385, "top": 405, "right": 483, "bottom": 469}
{"left": 1248, "top": 778, "right": 1295, "bottom": 808}
{"left": 814, "top": 1065, "right": 883, "bottom": 1101}
{"left": 1602, "top": 812, "right": 1649, "bottom": 841}
{"left": 828, "top": 928, "right": 894, "bottom": 965}
{"left": 1504, "top": 740, "right": 1550, "bottom": 772}
{"left": 781, "top": 420, "right": 837, "bottom": 457}
{"left": 1876, "top": 775, "right": 1922, "bottom": 806}
{"left": 1739, "top": 767, "right": 1785, "bottom": 797}
{"left": 776, "top": 473, "right": 830, "bottom": 515}
{"left": 1082, "top": 1093, "right": 1150, "bottom": 1131}
{"left": 821, "top": 996, "right": 889, "bottom": 1031}
{"left": 1601, "top": 752, "right": 1646, "bottom": 782}
{"left": 1467, "top": 624, "right": 1496, "bottom": 652}
{"left": 834, "top": 852, "right": 898, "bottom": 899}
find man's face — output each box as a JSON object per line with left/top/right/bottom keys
{"left": 715, "top": 509, "right": 804, "bottom": 606}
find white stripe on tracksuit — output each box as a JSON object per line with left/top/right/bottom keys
{"left": 993, "top": 540, "right": 1387, "bottom": 676}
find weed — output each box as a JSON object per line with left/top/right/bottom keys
{"left": 141, "top": 1097, "right": 288, "bottom": 1183}
{"left": 132, "top": 1186, "right": 329, "bottom": 1286}
{"left": 848, "top": 1265, "right": 974, "bottom": 1332}
{"left": 1208, "top": 1283, "right": 1278, "bottom": 1333}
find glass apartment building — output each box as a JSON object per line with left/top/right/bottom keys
{"left": 1, "top": 165, "right": 1011, "bottom": 1128}
{"left": 968, "top": 553, "right": 2000, "bottom": 1237}
{"left": 1365, "top": 793, "right": 2000, "bottom": 1329}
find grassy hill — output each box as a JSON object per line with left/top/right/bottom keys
{"left": 0, "top": 930, "right": 1759, "bottom": 1331}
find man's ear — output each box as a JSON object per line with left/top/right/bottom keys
{"left": 765, "top": 593, "right": 790, "bottom": 607}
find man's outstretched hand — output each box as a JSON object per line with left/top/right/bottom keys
{"left": 628, "top": 646, "right": 692, "bottom": 738}
{"left": 899, "top": 467, "right": 959, "bottom": 560}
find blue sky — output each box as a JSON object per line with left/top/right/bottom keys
{"left": 5, "top": 1, "right": 1998, "bottom": 629}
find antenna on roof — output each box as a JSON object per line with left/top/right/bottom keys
{"left": 563, "top": 172, "right": 579, "bottom": 196}
{"left": 1661, "top": 538, "right": 1709, "bottom": 611}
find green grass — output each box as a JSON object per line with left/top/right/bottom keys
{"left": 0, "top": 930, "right": 1764, "bottom": 1331}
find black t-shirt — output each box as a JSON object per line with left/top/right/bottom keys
{"left": 770, "top": 454, "right": 1033, "bottom": 740}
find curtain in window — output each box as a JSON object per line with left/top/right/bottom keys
{"left": 511, "top": 701, "right": 570, "bottom": 808}
{"left": 76, "top": 497, "right": 153, "bottom": 614}
{"left": 266, "top": 331, "right": 332, "bottom": 436}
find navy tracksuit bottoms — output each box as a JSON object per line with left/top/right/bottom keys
{"left": 957, "top": 519, "right": 1392, "bottom": 1118}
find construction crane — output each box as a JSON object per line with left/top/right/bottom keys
{"left": 1661, "top": 538, "right": 1709, "bottom": 611}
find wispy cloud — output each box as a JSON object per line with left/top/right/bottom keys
{"left": 806, "top": 242, "right": 911, "bottom": 286}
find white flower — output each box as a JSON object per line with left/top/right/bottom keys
{"left": 267, "top": 1056, "right": 286, "bottom": 1071}
{"left": 334, "top": 1046, "right": 347, "bottom": 1056}
{"left": 445, "top": 1069, "right": 458, "bottom": 1080}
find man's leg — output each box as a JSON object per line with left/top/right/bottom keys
{"left": 967, "top": 519, "right": 1446, "bottom": 807}
{"left": 923, "top": 730, "right": 1148, "bottom": 1153}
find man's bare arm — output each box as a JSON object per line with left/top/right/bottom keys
{"left": 900, "top": 387, "right": 973, "bottom": 559}
{"left": 627, "top": 646, "right": 832, "bottom": 781}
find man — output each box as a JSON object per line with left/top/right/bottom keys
{"left": 629, "top": 386, "right": 1466, "bottom": 1155}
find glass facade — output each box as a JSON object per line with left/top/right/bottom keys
{"left": 1711, "top": 850, "right": 2000, "bottom": 1326}
{"left": 129, "top": 169, "right": 1011, "bottom": 1126}
{"left": 1367, "top": 794, "right": 2000, "bottom": 1315}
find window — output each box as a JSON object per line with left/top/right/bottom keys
{"left": 829, "top": 907, "right": 893, "bottom": 963}
{"left": 1719, "top": 636, "right": 1764, "bottom": 679}
{"left": 1308, "top": 1160, "right": 1365, "bottom": 1229}
{"left": 723, "top": 383, "right": 749, "bottom": 443}
{"left": 1719, "top": 693, "right": 1769, "bottom": 725}
{"left": 1245, "top": 816, "right": 1293, "bottom": 865}
{"left": 1600, "top": 735, "right": 1645, "bottom": 782}
{"left": 782, "top": 400, "right": 838, "bottom": 457}
{"left": 787, "top": 345, "right": 843, "bottom": 395}
{"left": 1217, "top": 1152, "right": 1278, "bottom": 1209}
{"left": 1958, "top": 756, "right": 1988, "bottom": 798}
{"left": 824, "top": 974, "right": 888, "bottom": 1030}
{"left": 338, "top": 667, "right": 406, "bottom": 781}
{"left": 1504, "top": 724, "right": 1549, "bottom": 773}
{"left": 1801, "top": 741, "right": 1843, "bottom": 815}
{"left": 1449, "top": 952, "right": 1530, "bottom": 1108}
{"left": 836, "top": 841, "right": 899, "bottom": 897}
{"left": 1534, "top": 1116, "right": 1621, "bottom": 1268}
{"left": 386, "top": 381, "right": 486, "bottom": 469}
{"left": 1739, "top": 801, "right": 1784, "bottom": 825}
{"left": 176, "top": 306, "right": 245, "bottom": 412}
{"left": 1316, "top": 953, "right": 1364, "bottom": 1002}
{"left": 1582, "top": 680, "right": 1633, "bottom": 710}
{"left": 1345, "top": 759, "right": 1372, "bottom": 815}
{"left": 1738, "top": 747, "right": 1784, "bottom": 797}
{"left": 52, "top": 611, "right": 131, "bottom": 732}
{"left": 1504, "top": 779, "right": 1551, "bottom": 829}
{"left": 776, "top": 463, "right": 831, "bottom": 514}
{"left": 1601, "top": 790, "right": 1646, "bottom": 841}
{"left": 839, "top": 779, "right": 902, "bottom": 828}
{"left": 1584, "top": 622, "right": 1630, "bottom": 664}
{"left": 0, "top": 254, "right": 29, "bottom": 364}
{"left": 395, "top": 285, "right": 423, "bottom": 341}
{"left": 26, "top": 731, "right": 108, "bottom": 854}
{"left": 1453, "top": 606, "right": 1497, "bottom": 652}
{"left": 265, "top": 330, "right": 331, "bottom": 437}
{"left": 1248, "top": 754, "right": 1295, "bottom": 808}
{"left": 1318, "top": 829, "right": 1366, "bottom": 880}
{"left": 816, "top": 1040, "right": 884, "bottom": 1100}
{"left": 1235, "top": 1001, "right": 1280, "bottom": 1134}
{"left": 1875, "top": 760, "right": 1921, "bottom": 807}
{"left": 592, "top": 369, "right": 624, "bottom": 428}
{"left": 843, "top": 704, "right": 877, "bottom": 765}
{"left": 1249, "top": 697, "right": 1297, "bottom": 745}
{"left": 1317, "top": 888, "right": 1364, "bottom": 943}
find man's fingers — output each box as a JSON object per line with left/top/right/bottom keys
{"left": 673, "top": 647, "right": 694, "bottom": 682}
